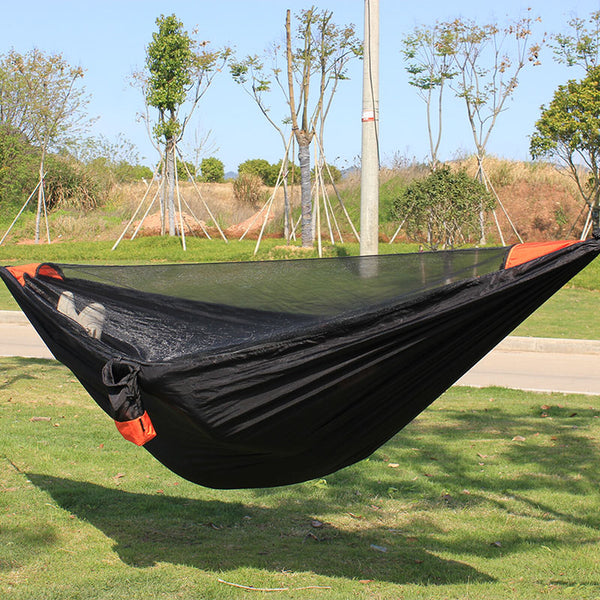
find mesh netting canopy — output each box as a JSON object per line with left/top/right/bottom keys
{"left": 1, "top": 238, "right": 598, "bottom": 488}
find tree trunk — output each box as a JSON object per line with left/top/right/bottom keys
{"left": 35, "top": 150, "right": 45, "bottom": 244}
{"left": 160, "top": 173, "right": 166, "bottom": 236}
{"left": 476, "top": 154, "right": 487, "bottom": 245}
{"left": 297, "top": 137, "right": 313, "bottom": 248}
{"left": 165, "top": 138, "right": 177, "bottom": 236}
{"left": 283, "top": 179, "right": 290, "bottom": 243}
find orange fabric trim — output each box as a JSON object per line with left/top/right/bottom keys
{"left": 115, "top": 411, "right": 157, "bottom": 446}
{"left": 505, "top": 240, "right": 579, "bottom": 270}
{"left": 6, "top": 263, "right": 63, "bottom": 286}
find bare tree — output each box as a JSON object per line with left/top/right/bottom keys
{"left": 233, "top": 7, "right": 359, "bottom": 248}
{"left": 401, "top": 23, "right": 456, "bottom": 171}
{"left": 551, "top": 10, "right": 600, "bottom": 72}
{"left": 443, "top": 12, "right": 542, "bottom": 242}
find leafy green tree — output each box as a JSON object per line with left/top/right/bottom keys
{"left": 530, "top": 67, "right": 600, "bottom": 223}
{"left": 238, "top": 159, "right": 273, "bottom": 185}
{"left": 391, "top": 167, "right": 493, "bottom": 250}
{"left": 142, "top": 14, "right": 229, "bottom": 235}
{"left": 0, "top": 124, "right": 39, "bottom": 212}
{"left": 551, "top": 11, "right": 600, "bottom": 72}
{"left": 312, "top": 163, "right": 342, "bottom": 184}
{"left": 176, "top": 158, "right": 195, "bottom": 181}
{"left": 0, "top": 49, "right": 89, "bottom": 242}
{"left": 273, "top": 159, "right": 301, "bottom": 185}
{"left": 238, "top": 158, "right": 305, "bottom": 187}
{"left": 200, "top": 157, "right": 224, "bottom": 183}
{"left": 113, "top": 163, "right": 154, "bottom": 183}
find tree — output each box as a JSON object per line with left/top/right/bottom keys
{"left": 442, "top": 13, "right": 541, "bottom": 242}
{"left": 0, "top": 49, "right": 89, "bottom": 242}
{"left": 0, "top": 124, "right": 39, "bottom": 210}
{"left": 311, "top": 162, "right": 341, "bottom": 183}
{"left": 69, "top": 133, "right": 152, "bottom": 183}
{"left": 238, "top": 158, "right": 273, "bottom": 184}
{"left": 551, "top": 11, "right": 600, "bottom": 72}
{"left": 286, "top": 7, "right": 361, "bottom": 247}
{"left": 175, "top": 158, "right": 195, "bottom": 181}
{"left": 200, "top": 156, "right": 224, "bottom": 182}
{"left": 142, "top": 14, "right": 229, "bottom": 235}
{"left": 391, "top": 167, "right": 493, "bottom": 250}
{"left": 401, "top": 23, "right": 456, "bottom": 171}
{"left": 232, "top": 7, "right": 360, "bottom": 247}
{"left": 530, "top": 67, "right": 600, "bottom": 232}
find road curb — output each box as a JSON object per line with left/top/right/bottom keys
{"left": 0, "top": 310, "right": 29, "bottom": 324}
{"left": 2, "top": 310, "right": 600, "bottom": 355}
{"left": 496, "top": 336, "right": 600, "bottom": 355}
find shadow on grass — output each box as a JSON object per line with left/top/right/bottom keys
{"left": 0, "top": 357, "right": 51, "bottom": 390}
{"left": 12, "top": 380, "right": 600, "bottom": 585}
{"left": 27, "top": 473, "right": 492, "bottom": 585}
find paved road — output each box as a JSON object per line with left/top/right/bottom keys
{"left": 455, "top": 348, "right": 600, "bottom": 395}
{"left": 0, "top": 319, "right": 54, "bottom": 360}
{"left": 1, "top": 313, "right": 599, "bottom": 395}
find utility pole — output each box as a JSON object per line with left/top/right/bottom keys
{"left": 360, "top": 0, "right": 380, "bottom": 256}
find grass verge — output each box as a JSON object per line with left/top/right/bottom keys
{"left": 1, "top": 358, "right": 599, "bottom": 599}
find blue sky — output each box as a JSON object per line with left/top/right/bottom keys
{"left": 2, "top": 0, "right": 600, "bottom": 172}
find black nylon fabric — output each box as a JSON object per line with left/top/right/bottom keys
{"left": 1, "top": 240, "right": 599, "bottom": 488}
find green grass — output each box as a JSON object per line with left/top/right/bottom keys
{"left": 1, "top": 357, "right": 600, "bottom": 599}
{"left": 512, "top": 287, "right": 600, "bottom": 339}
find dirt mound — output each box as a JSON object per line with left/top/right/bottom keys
{"left": 16, "top": 238, "right": 62, "bottom": 245}
{"left": 225, "top": 210, "right": 275, "bottom": 239}
{"left": 494, "top": 181, "right": 585, "bottom": 243}
{"left": 133, "top": 212, "right": 208, "bottom": 236}
{"left": 132, "top": 209, "right": 279, "bottom": 241}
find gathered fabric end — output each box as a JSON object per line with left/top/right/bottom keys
{"left": 504, "top": 240, "right": 579, "bottom": 270}
{"left": 6, "top": 263, "right": 63, "bottom": 286}
{"left": 115, "top": 411, "right": 157, "bottom": 446}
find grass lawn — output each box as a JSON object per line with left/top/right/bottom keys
{"left": 512, "top": 287, "right": 600, "bottom": 339}
{"left": 1, "top": 357, "right": 600, "bottom": 599}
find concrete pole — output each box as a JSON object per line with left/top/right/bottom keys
{"left": 360, "top": 0, "right": 380, "bottom": 256}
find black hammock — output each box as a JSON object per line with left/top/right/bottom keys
{"left": 1, "top": 238, "right": 599, "bottom": 489}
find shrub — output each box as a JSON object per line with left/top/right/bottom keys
{"left": 44, "top": 155, "right": 108, "bottom": 211}
{"left": 0, "top": 126, "right": 112, "bottom": 214}
{"left": 113, "top": 162, "right": 154, "bottom": 183}
{"left": 391, "top": 166, "right": 494, "bottom": 249}
{"left": 233, "top": 172, "right": 265, "bottom": 207}
{"left": 200, "top": 157, "right": 224, "bottom": 183}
